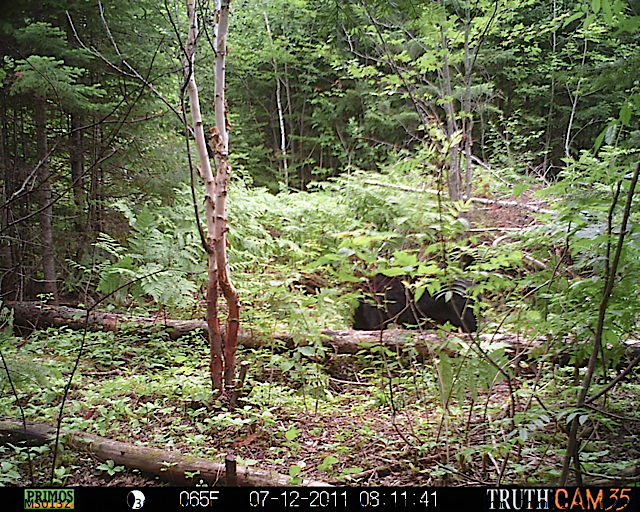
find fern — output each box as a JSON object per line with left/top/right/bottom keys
{"left": 437, "top": 339, "right": 510, "bottom": 406}
{"left": 93, "top": 193, "right": 206, "bottom": 311}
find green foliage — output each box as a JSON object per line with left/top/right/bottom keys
{"left": 96, "top": 460, "right": 125, "bottom": 477}
{"left": 11, "top": 55, "right": 105, "bottom": 108}
{"left": 0, "top": 303, "right": 59, "bottom": 393}
{"left": 227, "top": 181, "right": 357, "bottom": 269}
{"left": 1, "top": 300, "right": 638, "bottom": 486}
{"left": 94, "top": 194, "right": 205, "bottom": 311}
{"left": 14, "top": 22, "right": 90, "bottom": 64}
{"left": 486, "top": 0, "right": 639, "bottom": 170}
{"left": 0, "top": 353, "right": 57, "bottom": 392}
{"left": 2, "top": 0, "right": 640, "bottom": 489}
{"left": 515, "top": 147, "right": 640, "bottom": 340}
{"left": 437, "top": 338, "right": 510, "bottom": 407}
{"left": 0, "top": 457, "right": 21, "bottom": 486}
{"left": 8, "top": 22, "right": 103, "bottom": 107}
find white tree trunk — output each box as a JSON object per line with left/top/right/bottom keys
{"left": 263, "top": 11, "right": 289, "bottom": 188}
{"left": 184, "top": 0, "right": 239, "bottom": 397}
{"left": 212, "top": 0, "right": 240, "bottom": 398}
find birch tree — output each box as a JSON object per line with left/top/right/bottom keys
{"left": 184, "top": 0, "right": 239, "bottom": 399}
{"left": 263, "top": 10, "right": 289, "bottom": 188}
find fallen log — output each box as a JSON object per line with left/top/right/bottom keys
{"left": 0, "top": 418, "right": 329, "bottom": 487}
{"left": 7, "top": 301, "right": 209, "bottom": 341}
{"left": 11, "top": 303, "right": 638, "bottom": 377}
{"left": 7, "top": 301, "right": 291, "bottom": 349}
{"left": 5, "top": 301, "right": 539, "bottom": 357}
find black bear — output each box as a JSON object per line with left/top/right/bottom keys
{"left": 353, "top": 275, "right": 412, "bottom": 330}
{"left": 353, "top": 274, "right": 477, "bottom": 332}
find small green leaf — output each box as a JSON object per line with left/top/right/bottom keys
{"left": 298, "top": 346, "right": 316, "bottom": 357}
{"left": 594, "top": 126, "right": 608, "bottom": 151}
{"left": 513, "top": 183, "right": 529, "bottom": 198}
{"left": 620, "top": 103, "right": 631, "bottom": 126}
{"left": 318, "top": 455, "right": 339, "bottom": 471}
{"left": 285, "top": 426, "right": 301, "bottom": 442}
{"left": 583, "top": 13, "right": 596, "bottom": 28}
{"left": 381, "top": 267, "right": 407, "bottom": 277}
{"left": 336, "top": 247, "right": 356, "bottom": 258}
{"left": 416, "top": 263, "right": 440, "bottom": 276}
{"left": 391, "top": 251, "right": 418, "bottom": 267}
{"left": 563, "top": 10, "right": 585, "bottom": 27}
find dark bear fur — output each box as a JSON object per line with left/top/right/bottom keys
{"left": 353, "top": 274, "right": 477, "bottom": 332}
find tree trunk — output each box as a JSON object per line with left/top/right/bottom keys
{"left": 89, "top": 110, "right": 104, "bottom": 234}
{"left": 263, "top": 10, "right": 289, "bottom": 188}
{"left": 184, "top": 0, "right": 221, "bottom": 392}
{"left": 564, "top": 37, "right": 588, "bottom": 161}
{"left": 69, "top": 112, "right": 86, "bottom": 237}
{"left": 462, "top": 14, "right": 474, "bottom": 201}
{"left": 212, "top": 0, "right": 240, "bottom": 400}
{"left": 184, "top": 0, "right": 240, "bottom": 399}
{"left": 35, "top": 97, "right": 59, "bottom": 304}
{"left": 0, "top": 98, "right": 14, "bottom": 299}
{"left": 439, "top": 28, "right": 462, "bottom": 201}
{"left": 3, "top": 104, "right": 28, "bottom": 301}
{"left": 542, "top": 0, "right": 558, "bottom": 174}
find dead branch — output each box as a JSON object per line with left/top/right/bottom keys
{"left": 363, "top": 179, "right": 554, "bottom": 214}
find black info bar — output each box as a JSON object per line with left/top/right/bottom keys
{"left": 6, "top": 486, "right": 637, "bottom": 511}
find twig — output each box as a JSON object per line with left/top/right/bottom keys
{"left": 470, "top": 155, "right": 512, "bottom": 186}
{"left": 585, "top": 352, "right": 640, "bottom": 405}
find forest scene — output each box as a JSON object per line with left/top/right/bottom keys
{"left": 1, "top": 0, "right": 640, "bottom": 490}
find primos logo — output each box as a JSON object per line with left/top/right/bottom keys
{"left": 24, "top": 489, "right": 74, "bottom": 509}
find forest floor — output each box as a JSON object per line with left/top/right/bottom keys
{"left": 5, "top": 346, "right": 640, "bottom": 488}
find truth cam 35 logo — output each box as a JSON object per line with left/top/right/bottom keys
{"left": 486, "top": 488, "right": 633, "bottom": 511}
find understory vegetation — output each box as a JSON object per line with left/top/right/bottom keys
{"left": 2, "top": 162, "right": 640, "bottom": 486}
{"left": 3, "top": 318, "right": 639, "bottom": 486}
{"left": 1, "top": 0, "right": 640, "bottom": 489}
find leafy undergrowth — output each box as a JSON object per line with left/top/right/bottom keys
{"left": 2, "top": 326, "right": 639, "bottom": 487}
